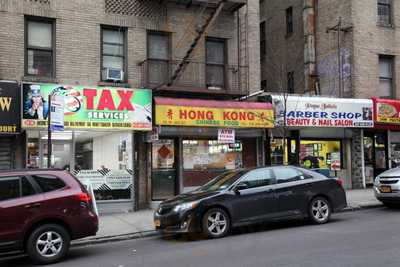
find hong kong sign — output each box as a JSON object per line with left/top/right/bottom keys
{"left": 155, "top": 97, "right": 274, "bottom": 128}
{"left": 272, "top": 95, "right": 374, "bottom": 128}
{"left": 0, "top": 81, "right": 21, "bottom": 133}
{"left": 22, "top": 84, "right": 152, "bottom": 130}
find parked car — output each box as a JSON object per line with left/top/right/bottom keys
{"left": 0, "top": 169, "right": 98, "bottom": 264}
{"left": 374, "top": 167, "right": 400, "bottom": 207}
{"left": 154, "top": 166, "right": 347, "bottom": 239}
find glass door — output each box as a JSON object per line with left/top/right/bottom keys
{"left": 152, "top": 139, "right": 176, "bottom": 200}
{"left": 39, "top": 131, "right": 73, "bottom": 169}
{"left": 363, "top": 132, "right": 388, "bottom": 185}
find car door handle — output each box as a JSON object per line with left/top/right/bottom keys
{"left": 25, "top": 203, "right": 41, "bottom": 209}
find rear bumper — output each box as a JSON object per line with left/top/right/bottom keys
{"left": 70, "top": 211, "right": 99, "bottom": 239}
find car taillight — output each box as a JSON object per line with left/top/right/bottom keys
{"left": 76, "top": 192, "right": 91, "bottom": 202}
{"left": 336, "top": 178, "right": 344, "bottom": 187}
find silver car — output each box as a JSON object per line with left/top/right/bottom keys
{"left": 374, "top": 167, "right": 400, "bottom": 207}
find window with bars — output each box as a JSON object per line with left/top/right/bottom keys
{"left": 101, "top": 27, "right": 126, "bottom": 82}
{"left": 379, "top": 56, "right": 394, "bottom": 98}
{"left": 25, "top": 18, "right": 54, "bottom": 77}
{"left": 206, "top": 38, "right": 226, "bottom": 89}
{"left": 286, "top": 7, "right": 293, "bottom": 35}
{"left": 378, "top": 0, "right": 392, "bottom": 26}
{"left": 287, "top": 71, "right": 294, "bottom": 93}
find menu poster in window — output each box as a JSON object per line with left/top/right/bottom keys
{"left": 330, "top": 152, "right": 341, "bottom": 170}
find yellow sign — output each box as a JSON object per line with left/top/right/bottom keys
{"left": 156, "top": 105, "right": 274, "bottom": 128}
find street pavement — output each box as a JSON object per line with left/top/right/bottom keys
{"left": 2, "top": 206, "right": 400, "bottom": 267}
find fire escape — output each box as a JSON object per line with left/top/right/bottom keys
{"left": 141, "top": 0, "right": 248, "bottom": 97}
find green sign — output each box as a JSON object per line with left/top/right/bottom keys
{"left": 22, "top": 83, "right": 152, "bottom": 130}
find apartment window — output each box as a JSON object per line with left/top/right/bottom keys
{"left": 287, "top": 71, "right": 294, "bottom": 93}
{"left": 379, "top": 56, "right": 394, "bottom": 98}
{"left": 260, "top": 21, "right": 266, "bottom": 61}
{"left": 286, "top": 7, "right": 293, "bottom": 35}
{"left": 377, "top": 0, "right": 392, "bottom": 26}
{"left": 206, "top": 38, "right": 226, "bottom": 88}
{"left": 147, "top": 32, "right": 170, "bottom": 84}
{"left": 25, "top": 18, "right": 54, "bottom": 77}
{"left": 101, "top": 27, "right": 126, "bottom": 82}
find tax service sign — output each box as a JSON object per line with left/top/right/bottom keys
{"left": 22, "top": 83, "right": 152, "bottom": 130}
{"left": 272, "top": 95, "right": 374, "bottom": 128}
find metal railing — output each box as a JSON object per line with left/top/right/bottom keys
{"left": 140, "top": 59, "right": 249, "bottom": 95}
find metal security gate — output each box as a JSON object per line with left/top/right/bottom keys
{"left": 0, "top": 137, "right": 14, "bottom": 170}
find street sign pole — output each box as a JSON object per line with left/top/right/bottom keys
{"left": 47, "top": 94, "right": 52, "bottom": 168}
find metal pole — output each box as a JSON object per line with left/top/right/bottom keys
{"left": 337, "top": 17, "right": 342, "bottom": 98}
{"left": 47, "top": 94, "right": 52, "bottom": 168}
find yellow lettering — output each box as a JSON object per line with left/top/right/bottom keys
{"left": 0, "top": 97, "right": 12, "bottom": 111}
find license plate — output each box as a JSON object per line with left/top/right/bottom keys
{"left": 154, "top": 219, "right": 161, "bottom": 227}
{"left": 380, "top": 185, "right": 392, "bottom": 193}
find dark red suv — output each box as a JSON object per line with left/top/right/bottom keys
{"left": 0, "top": 169, "right": 98, "bottom": 264}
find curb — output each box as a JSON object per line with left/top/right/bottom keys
{"left": 71, "top": 203, "right": 384, "bottom": 247}
{"left": 71, "top": 230, "right": 160, "bottom": 248}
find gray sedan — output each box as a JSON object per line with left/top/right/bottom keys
{"left": 374, "top": 167, "right": 400, "bottom": 207}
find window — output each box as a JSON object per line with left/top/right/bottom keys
{"left": 32, "top": 175, "right": 66, "bottom": 192}
{"left": 379, "top": 56, "right": 394, "bottom": 98}
{"left": 240, "top": 169, "right": 275, "bottom": 189}
{"left": 378, "top": 0, "right": 392, "bottom": 26}
{"left": 287, "top": 71, "right": 294, "bottom": 93}
{"left": 0, "top": 177, "right": 20, "bottom": 201}
{"left": 286, "top": 7, "right": 293, "bottom": 35}
{"left": 298, "top": 140, "right": 342, "bottom": 171}
{"left": 206, "top": 38, "right": 226, "bottom": 88}
{"left": 260, "top": 21, "right": 266, "bottom": 61}
{"left": 147, "top": 31, "right": 170, "bottom": 84}
{"left": 274, "top": 167, "right": 303, "bottom": 183}
{"left": 25, "top": 18, "right": 54, "bottom": 77}
{"left": 22, "top": 177, "right": 36, "bottom": 197}
{"left": 101, "top": 27, "right": 126, "bottom": 81}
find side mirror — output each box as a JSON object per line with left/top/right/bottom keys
{"left": 234, "top": 182, "right": 248, "bottom": 194}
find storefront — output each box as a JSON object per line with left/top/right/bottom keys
{"left": 269, "top": 95, "right": 374, "bottom": 189}
{"left": 369, "top": 98, "right": 400, "bottom": 183}
{"left": 0, "top": 81, "right": 24, "bottom": 169}
{"left": 152, "top": 97, "right": 274, "bottom": 200}
{"left": 22, "top": 83, "right": 152, "bottom": 212}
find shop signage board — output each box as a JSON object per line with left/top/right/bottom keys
{"left": 374, "top": 98, "right": 400, "bottom": 124}
{"left": 50, "top": 95, "right": 65, "bottom": 131}
{"left": 218, "top": 129, "right": 235, "bottom": 143}
{"left": 155, "top": 97, "right": 274, "bottom": 128}
{"left": 22, "top": 83, "right": 152, "bottom": 130}
{"left": 0, "top": 81, "right": 21, "bottom": 133}
{"left": 271, "top": 95, "right": 374, "bottom": 128}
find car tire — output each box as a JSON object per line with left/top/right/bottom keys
{"left": 308, "top": 197, "right": 331, "bottom": 224}
{"left": 26, "top": 224, "right": 70, "bottom": 265}
{"left": 202, "top": 208, "right": 230, "bottom": 239}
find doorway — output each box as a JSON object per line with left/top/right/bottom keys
{"left": 363, "top": 131, "right": 388, "bottom": 185}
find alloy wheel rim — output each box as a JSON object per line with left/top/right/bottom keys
{"left": 312, "top": 200, "right": 329, "bottom": 221}
{"left": 36, "top": 231, "right": 63, "bottom": 258}
{"left": 207, "top": 211, "right": 227, "bottom": 235}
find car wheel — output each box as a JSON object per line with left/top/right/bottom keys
{"left": 26, "top": 224, "right": 70, "bottom": 265}
{"left": 309, "top": 197, "right": 331, "bottom": 224}
{"left": 202, "top": 208, "right": 230, "bottom": 239}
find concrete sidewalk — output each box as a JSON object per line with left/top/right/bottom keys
{"left": 73, "top": 188, "right": 381, "bottom": 246}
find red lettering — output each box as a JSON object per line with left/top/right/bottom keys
{"left": 248, "top": 112, "right": 255, "bottom": 120}
{"left": 197, "top": 110, "right": 205, "bottom": 120}
{"left": 230, "top": 112, "right": 238, "bottom": 120}
{"left": 97, "top": 90, "right": 116, "bottom": 110}
{"left": 188, "top": 111, "right": 196, "bottom": 120}
{"left": 223, "top": 112, "right": 231, "bottom": 120}
{"left": 117, "top": 90, "right": 134, "bottom": 111}
{"left": 206, "top": 111, "right": 214, "bottom": 120}
{"left": 83, "top": 89, "right": 97, "bottom": 110}
{"left": 239, "top": 112, "right": 247, "bottom": 121}
{"left": 180, "top": 110, "right": 187, "bottom": 119}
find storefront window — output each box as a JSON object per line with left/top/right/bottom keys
{"left": 299, "top": 140, "right": 341, "bottom": 172}
{"left": 183, "top": 140, "right": 243, "bottom": 171}
{"left": 27, "top": 130, "right": 133, "bottom": 201}
{"left": 270, "top": 138, "right": 285, "bottom": 165}
{"left": 390, "top": 132, "right": 400, "bottom": 168}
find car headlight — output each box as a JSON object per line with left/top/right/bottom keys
{"left": 173, "top": 201, "right": 198, "bottom": 213}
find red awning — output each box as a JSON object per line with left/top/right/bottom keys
{"left": 154, "top": 97, "right": 273, "bottom": 110}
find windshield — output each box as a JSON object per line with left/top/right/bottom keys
{"left": 196, "top": 170, "right": 247, "bottom": 192}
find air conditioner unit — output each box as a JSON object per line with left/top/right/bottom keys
{"left": 103, "top": 68, "right": 124, "bottom": 81}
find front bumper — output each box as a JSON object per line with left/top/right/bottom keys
{"left": 374, "top": 183, "right": 400, "bottom": 203}
{"left": 154, "top": 209, "right": 201, "bottom": 234}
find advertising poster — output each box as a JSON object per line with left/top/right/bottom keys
{"left": 22, "top": 83, "right": 152, "bottom": 130}
{"left": 50, "top": 95, "right": 65, "bottom": 131}
{"left": 0, "top": 81, "right": 21, "bottom": 133}
{"left": 272, "top": 95, "right": 374, "bottom": 128}
{"left": 218, "top": 129, "right": 235, "bottom": 143}
{"left": 374, "top": 98, "right": 400, "bottom": 124}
